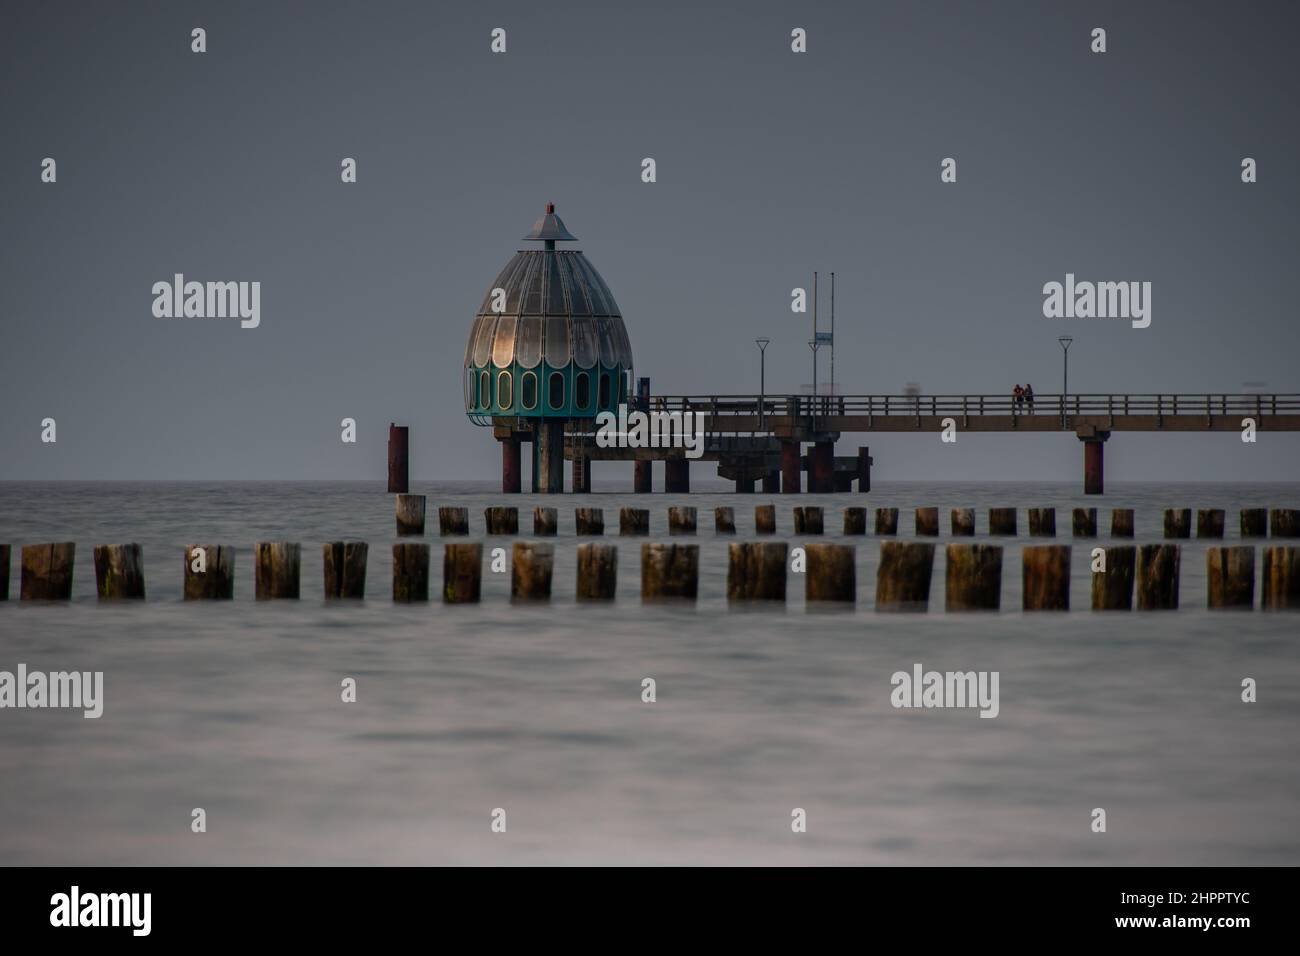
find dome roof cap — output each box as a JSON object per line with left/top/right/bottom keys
{"left": 523, "top": 202, "right": 578, "bottom": 242}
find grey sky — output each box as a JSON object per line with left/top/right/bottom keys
{"left": 2, "top": 0, "right": 1296, "bottom": 483}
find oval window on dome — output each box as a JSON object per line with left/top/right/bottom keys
{"left": 497, "top": 371, "right": 513, "bottom": 409}
{"left": 521, "top": 371, "right": 538, "bottom": 410}
{"left": 571, "top": 317, "right": 597, "bottom": 369}
{"left": 548, "top": 371, "right": 565, "bottom": 410}
{"left": 544, "top": 316, "right": 569, "bottom": 367}
{"left": 516, "top": 317, "right": 543, "bottom": 368}
{"left": 491, "top": 316, "right": 517, "bottom": 369}
{"left": 598, "top": 372, "right": 611, "bottom": 409}
{"left": 479, "top": 370, "right": 490, "bottom": 410}
{"left": 575, "top": 372, "right": 591, "bottom": 410}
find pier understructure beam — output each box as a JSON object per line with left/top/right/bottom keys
{"left": 664, "top": 456, "right": 690, "bottom": 494}
{"left": 535, "top": 420, "right": 566, "bottom": 494}
{"left": 781, "top": 441, "right": 801, "bottom": 494}
{"left": 1077, "top": 426, "right": 1111, "bottom": 496}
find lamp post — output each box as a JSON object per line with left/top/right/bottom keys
{"left": 1058, "top": 335, "right": 1073, "bottom": 429}
{"left": 808, "top": 339, "right": 820, "bottom": 430}
{"left": 755, "top": 338, "right": 770, "bottom": 430}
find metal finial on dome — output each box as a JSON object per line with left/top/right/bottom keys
{"left": 523, "top": 202, "right": 578, "bottom": 243}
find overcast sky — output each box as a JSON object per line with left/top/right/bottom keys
{"left": 2, "top": 0, "right": 1297, "bottom": 483}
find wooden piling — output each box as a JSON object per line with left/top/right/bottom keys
{"left": 714, "top": 507, "right": 736, "bottom": 534}
{"left": 533, "top": 507, "right": 558, "bottom": 536}
{"left": 1028, "top": 508, "right": 1056, "bottom": 537}
{"left": 1271, "top": 508, "right": 1300, "bottom": 537}
{"left": 875, "top": 508, "right": 899, "bottom": 535}
{"left": 1197, "top": 508, "right": 1225, "bottom": 539}
{"left": 951, "top": 508, "right": 976, "bottom": 537}
{"left": 443, "top": 543, "right": 482, "bottom": 603}
{"left": 254, "top": 542, "right": 300, "bottom": 599}
{"left": 726, "top": 542, "right": 788, "bottom": 602}
{"left": 1262, "top": 546, "right": 1300, "bottom": 609}
{"left": 668, "top": 506, "right": 697, "bottom": 536}
{"left": 641, "top": 543, "right": 699, "bottom": 601}
{"left": 395, "top": 494, "right": 426, "bottom": 536}
{"left": 1022, "top": 545, "right": 1070, "bottom": 610}
{"left": 485, "top": 506, "right": 518, "bottom": 535}
{"left": 945, "top": 544, "right": 1002, "bottom": 610}
{"left": 575, "top": 508, "right": 605, "bottom": 536}
{"left": 1137, "top": 544, "right": 1180, "bottom": 609}
{"left": 511, "top": 542, "right": 554, "bottom": 601}
{"left": 439, "top": 507, "right": 469, "bottom": 536}
{"left": 387, "top": 423, "right": 409, "bottom": 493}
{"left": 1072, "top": 508, "right": 1097, "bottom": 537}
{"left": 805, "top": 543, "right": 856, "bottom": 603}
{"left": 1091, "top": 545, "right": 1135, "bottom": 610}
{"left": 392, "top": 542, "right": 430, "bottom": 602}
{"left": 183, "top": 544, "right": 234, "bottom": 600}
{"left": 0, "top": 545, "right": 8, "bottom": 601}
{"left": 1206, "top": 546, "right": 1254, "bottom": 609}
{"left": 620, "top": 507, "right": 650, "bottom": 536}
{"left": 1110, "top": 508, "right": 1135, "bottom": 538}
{"left": 1163, "top": 508, "right": 1191, "bottom": 539}
{"left": 914, "top": 507, "right": 939, "bottom": 536}
{"left": 92, "top": 544, "right": 145, "bottom": 600}
{"left": 576, "top": 543, "right": 618, "bottom": 600}
{"left": 875, "top": 542, "right": 934, "bottom": 612}
{"left": 323, "top": 542, "right": 367, "bottom": 599}
{"left": 988, "top": 508, "right": 1017, "bottom": 535}
{"left": 1240, "top": 508, "right": 1268, "bottom": 538}
{"left": 19, "top": 543, "right": 75, "bottom": 600}
{"left": 755, "top": 504, "right": 776, "bottom": 534}
{"left": 843, "top": 507, "right": 867, "bottom": 535}
{"left": 794, "top": 506, "right": 824, "bottom": 535}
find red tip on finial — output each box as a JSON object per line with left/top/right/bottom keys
{"left": 546, "top": 202, "right": 555, "bottom": 214}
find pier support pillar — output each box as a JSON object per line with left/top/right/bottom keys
{"left": 763, "top": 469, "right": 780, "bottom": 493}
{"left": 572, "top": 449, "right": 590, "bottom": 494}
{"left": 665, "top": 457, "right": 690, "bottom": 494}
{"left": 1078, "top": 429, "right": 1110, "bottom": 495}
{"left": 387, "top": 423, "right": 409, "bottom": 493}
{"left": 781, "top": 441, "right": 801, "bottom": 494}
{"left": 858, "top": 447, "right": 872, "bottom": 493}
{"left": 634, "top": 459, "right": 652, "bottom": 493}
{"left": 536, "top": 420, "right": 565, "bottom": 494}
{"left": 811, "top": 441, "right": 834, "bottom": 493}
{"left": 735, "top": 477, "right": 754, "bottom": 493}
{"left": 501, "top": 437, "right": 521, "bottom": 494}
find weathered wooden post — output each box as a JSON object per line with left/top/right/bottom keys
{"left": 1197, "top": 508, "right": 1225, "bottom": 539}
{"left": 1028, "top": 508, "right": 1056, "bottom": 537}
{"left": 1206, "top": 546, "right": 1254, "bottom": 609}
{"left": 575, "top": 507, "right": 605, "bottom": 535}
{"left": 794, "top": 506, "right": 824, "bottom": 534}
{"left": 806, "top": 543, "right": 855, "bottom": 604}
{"left": 875, "top": 541, "right": 934, "bottom": 611}
{"left": 439, "top": 507, "right": 469, "bottom": 536}
{"left": 755, "top": 505, "right": 777, "bottom": 535}
{"left": 988, "top": 508, "right": 1017, "bottom": 536}
{"left": 323, "top": 542, "right": 368, "bottom": 599}
{"left": 395, "top": 494, "right": 426, "bottom": 536}
{"left": 0, "top": 545, "right": 8, "bottom": 601}
{"left": 1240, "top": 508, "right": 1268, "bottom": 538}
{"left": 443, "top": 543, "right": 482, "bottom": 603}
{"left": 914, "top": 507, "right": 939, "bottom": 536}
{"left": 1091, "top": 546, "right": 1135, "bottom": 610}
{"left": 1022, "top": 545, "right": 1070, "bottom": 610}
{"left": 641, "top": 543, "right": 699, "bottom": 601}
{"left": 1137, "top": 544, "right": 1180, "bottom": 609}
{"left": 576, "top": 543, "right": 618, "bottom": 600}
{"left": 667, "top": 506, "right": 697, "bottom": 535}
{"left": 1072, "top": 508, "right": 1097, "bottom": 537}
{"left": 392, "top": 543, "right": 430, "bottom": 602}
{"left": 875, "top": 508, "right": 899, "bottom": 535}
{"left": 1163, "top": 508, "right": 1191, "bottom": 538}
{"left": 945, "top": 544, "right": 1002, "bottom": 610}
{"left": 387, "top": 423, "right": 409, "bottom": 493}
{"left": 726, "top": 542, "right": 788, "bottom": 602}
{"left": 951, "top": 508, "right": 976, "bottom": 537}
{"left": 533, "top": 507, "right": 558, "bottom": 536}
{"left": 511, "top": 542, "right": 554, "bottom": 601}
{"left": 714, "top": 507, "right": 736, "bottom": 534}
{"left": 1262, "top": 546, "right": 1300, "bottom": 609}
{"left": 183, "top": 545, "right": 234, "bottom": 600}
{"left": 255, "top": 542, "right": 300, "bottom": 599}
{"left": 485, "top": 506, "right": 518, "bottom": 535}
{"left": 620, "top": 507, "right": 650, "bottom": 536}
{"left": 843, "top": 507, "right": 867, "bottom": 535}
{"left": 19, "top": 543, "right": 75, "bottom": 600}
{"left": 1270, "top": 508, "right": 1300, "bottom": 537}
{"left": 1111, "top": 508, "right": 1135, "bottom": 538}
{"left": 92, "top": 544, "right": 145, "bottom": 600}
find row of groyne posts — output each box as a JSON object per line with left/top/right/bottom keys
{"left": 5, "top": 501, "right": 1300, "bottom": 609}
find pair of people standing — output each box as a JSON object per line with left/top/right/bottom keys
{"left": 1013, "top": 383, "right": 1035, "bottom": 413}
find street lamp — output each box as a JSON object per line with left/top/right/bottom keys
{"left": 808, "top": 339, "right": 820, "bottom": 429}
{"left": 755, "top": 338, "right": 770, "bottom": 430}
{"left": 1058, "top": 335, "right": 1073, "bottom": 429}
